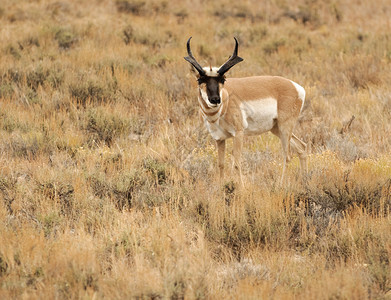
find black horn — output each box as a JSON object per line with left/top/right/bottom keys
{"left": 217, "top": 37, "right": 244, "bottom": 75}
{"left": 184, "top": 37, "right": 206, "bottom": 76}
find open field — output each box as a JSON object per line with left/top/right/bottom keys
{"left": 0, "top": 0, "right": 391, "bottom": 298}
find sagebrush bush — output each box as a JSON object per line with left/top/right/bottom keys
{"left": 54, "top": 27, "right": 77, "bottom": 49}
{"left": 69, "top": 81, "right": 111, "bottom": 105}
{"left": 0, "top": 83, "right": 13, "bottom": 99}
{"left": 343, "top": 54, "right": 382, "bottom": 89}
{"left": 115, "top": 0, "right": 146, "bottom": 15}
{"left": 38, "top": 181, "right": 75, "bottom": 216}
{"left": 1, "top": 131, "right": 54, "bottom": 158}
{"left": 85, "top": 108, "right": 130, "bottom": 146}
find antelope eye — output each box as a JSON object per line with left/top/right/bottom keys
{"left": 219, "top": 77, "right": 226, "bottom": 84}
{"left": 197, "top": 77, "right": 207, "bottom": 84}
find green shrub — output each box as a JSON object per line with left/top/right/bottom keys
{"left": 0, "top": 112, "right": 17, "bottom": 132}
{"left": 69, "top": 80, "right": 113, "bottom": 106}
{"left": 343, "top": 54, "right": 381, "bottom": 89}
{"left": 115, "top": 0, "right": 146, "bottom": 15}
{"left": 0, "top": 83, "right": 14, "bottom": 99}
{"left": 40, "top": 212, "right": 61, "bottom": 238}
{"left": 143, "top": 158, "right": 168, "bottom": 185}
{"left": 263, "top": 38, "right": 286, "bottom": 55}
{"left": 5, "top": 45, "right": 21, "bottom": 59}
{"left": 4, "top": 68, "right": 23, "bottom": 85}
{"left": 85, "top": 108, "right": 130, "bottom": 146}
{"left": 89, "top": 170, "right": 147, "bottom": 210}
{"left": 26, "top": 66, "right": 48, "bottom": 91}
{"left": 112, "top": 171, "right": 144, "bottom": 210}
{"left": 55, "top": 28, "right": 77, "bottom": 49}
{"left": 3, "top": 132, "right": 53, "bottom": 158}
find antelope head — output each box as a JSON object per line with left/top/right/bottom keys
{"left": 184, "top": 37, "right": 244, "bottom": 107}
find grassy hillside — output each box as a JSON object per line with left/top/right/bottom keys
{"left": 0, "top": 0, "right": 390, "bottom": 298}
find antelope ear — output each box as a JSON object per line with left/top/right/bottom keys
{"left": 188, "top": 64, "right": 199, "bottom": 77}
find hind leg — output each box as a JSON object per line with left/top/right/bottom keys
{"left": 291, "top": 133, "right": 308, "bottom": 176}
{"left": 272, "top": 95, "right": 306, "bottom": 184}
{"left": 271, "top": 125, "right": 292, "bottom": 185}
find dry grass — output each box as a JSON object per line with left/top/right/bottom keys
{"left": 1, "top": 0, "right": 391, "bottom": 298}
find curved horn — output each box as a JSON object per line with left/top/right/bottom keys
{"left": 184, "top": 37, "right": 206, "bottom": 76}
{"left": 217, "top": 37, "right": 244, "bottom": 75}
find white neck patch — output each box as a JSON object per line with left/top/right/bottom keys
{"left": 199, "top": 88, "right": 221, "bottom": 110}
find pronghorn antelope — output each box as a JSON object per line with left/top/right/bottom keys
{"left": 184, "top": 37, "right": 308, "bottom": 184}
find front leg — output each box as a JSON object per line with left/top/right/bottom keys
{"left": 216, "top": 139, "right": 226, "bottom": 184}
{"left": 233, "top": 131, "right": 244, "bottom": 186}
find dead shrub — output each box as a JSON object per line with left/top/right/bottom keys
{"left": 218, "top": 259, "right": 270, "bottom": 289}
{"left": 88, "top": 174, "right": 111, "bottom": 199}
{"left": 18, "top": 36, "right": 40, "bottom": 50}
{"left": 182, "top": 149, "right": 214, "bottom": 182}
{"left": 0, "top": 255, "right": 8, "bottom": 277}
{"left": 192, "top": 197, "right": 290, "bottom": 259}
{"left": 122, "top": 24, "right": 134, "bottom": 45}
{"left": 325, "top": 131, "right": 367, "bottom": 162}
{"left": 38, "top": 181, "right": 74, "bottom": 216}
{"left": 294, "top": 176, "right": 391, "bottom": 228}
{"left": 26, "top": 66, "right": 49, "bottom": 91}
{"left": 3, "top": 68, "right": 23, "bottom": 85}
{"left": 366, "top": 243, "right": 390, "bottom": 294}
{"left": 88, "top": 158, "right": 172, "bottom": 211}
{"left": 0, "top": 176, "right": 17, "bottom": 214}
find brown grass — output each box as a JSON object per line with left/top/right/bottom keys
{"left": 1, "top": 0, "right": 391, "bottom": 298}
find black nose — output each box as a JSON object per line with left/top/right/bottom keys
{"left": 210, "top": 96, "right": 220, "bottom": 104}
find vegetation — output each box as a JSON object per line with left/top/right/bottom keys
{"left": 0, "top": 0, "right": 390, "bottom": 298}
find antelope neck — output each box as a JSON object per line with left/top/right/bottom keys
{"left": 198, "top": 88, "right": 228, "bottom": 123}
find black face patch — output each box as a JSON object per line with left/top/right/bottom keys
{"left": 197, "top": 75, "right": 225, "bottom": 85}
{"left": 198, "top": 75, "right": 225, "bottom": 105}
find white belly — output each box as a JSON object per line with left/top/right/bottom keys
{"left": 240, "top": 98, "right": 277, "bottom": 135}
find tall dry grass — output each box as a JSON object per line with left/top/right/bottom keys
{"left": 0, "top": 0, "right": 391, "bottom": 298}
